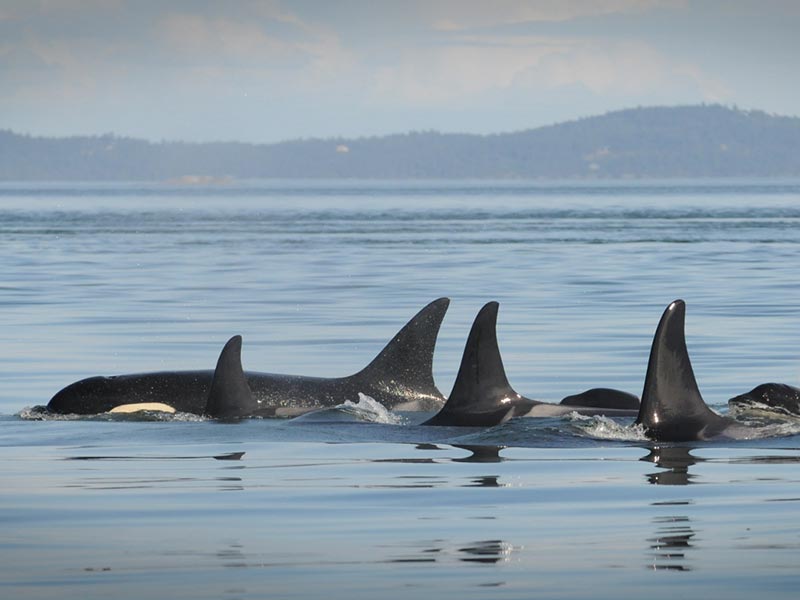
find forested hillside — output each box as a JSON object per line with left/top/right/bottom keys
{"left": 2, "top": 105, "right": 798, "bottom": 180}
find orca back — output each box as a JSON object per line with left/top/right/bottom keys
{"left": 560, "top": 388, "right": 640, "bottom": 410}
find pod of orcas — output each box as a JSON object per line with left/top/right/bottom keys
{"left": 43, "top": 298, "right": 799, "bottom": 442}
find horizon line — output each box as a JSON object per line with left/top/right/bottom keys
{"left": 1, "top": 102, "right": 790, "bottom": 147}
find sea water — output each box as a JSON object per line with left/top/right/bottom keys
{"left": 1, "top": 180, "right": 799, "bottom": 598}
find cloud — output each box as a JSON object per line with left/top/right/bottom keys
{"left": 0, "top": 0, "right": 795, "bottom": 142}
{"left": 367, "top": 38, "right": 558, "bottom": 106}
{"left": 512, "top": 39, "right": 729, "bottom": 99}
{"left": 157, "top": 13, "right": 299, "bottom": 67}
{"left": 363, "top": 26, "right": 726, "bottom": 113}
{"left": 422, "top": 0, "right": 685, "bottom": 30}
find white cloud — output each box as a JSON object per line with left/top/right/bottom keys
{"left": 511, "top": 40, "right": 720, "bottom": 96}
{"left": 153, "top": 9, "right": 354, "bottom": 90}
{"left": 0, "top": 0, "right": 794, "bottom": 142}
{"left": 363, "top": 29, "right": 726, "bottom": 112}
{"left": 367, "top": 38, "right": 558, "bottom": 106}
{"left": 157, "top": 14, "right": 289, "bottom": 65}
{"left": 424, "top": 0, "right": 685, "bottom": 30}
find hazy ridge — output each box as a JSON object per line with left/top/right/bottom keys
{"left": 2, "top": 105, "right": 799, "bottom": 181}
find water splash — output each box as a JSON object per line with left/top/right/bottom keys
{"left": 569, "top": 410, "right": 800, "bottom": 442}
{"left": 336, "top": 393, "right": 407, "bottom": 425}
{"left": 16, "top": 405, "right": 206, "bottom": 422}
{"left": 729, "top": 400, "right": 800, "bottom": 421}
{"left": 568, "top": 413, "right": 649, "bottom": 441}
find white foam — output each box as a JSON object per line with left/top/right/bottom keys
{"left": 336, "top": 393, "right": 406, "bottom": 425}
{"left": 16, "top": 406, "right": 206, "bottom": 422}
{"left": 729, "top": 400, "right": 800, "bottom": 420}
{"left": 568, "top": 412, "right": 649, "bottom": 441}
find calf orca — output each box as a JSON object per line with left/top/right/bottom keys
{"left": 422, "top": 302, "right": 639, "bottom": 427}
{"left": 634, "top": 300, "right": 750, "bottom": 441}
{"left": 45, "top": 298, "right": 450, "bottom": 417}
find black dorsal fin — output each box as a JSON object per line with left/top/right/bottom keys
{"left": 423, "top": 302, "right": 534, "bottom": 427}
{"left": 206, "top": 335, "right": 257, "bottom": 419}
{"left": 350, "top": 298, "right": 449, "bottom": 402}
{"left": 636, "top": 300, "right": 729, "bottom": 441}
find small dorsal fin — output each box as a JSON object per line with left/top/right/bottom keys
{"left": 205, "top": 335, "right": 257, "bottom": 419}
{"left": 350, "top": 298, "right": 449, "bottom": 404}
{"left": 423, "top": 302, "right": 534, "bottom": 427}
{"left": 636, "top": 300, "right": 729, "bottom": 440}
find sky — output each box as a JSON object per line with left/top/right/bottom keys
{"left": 1, "top": 0, "right": 798, "bottom": 143}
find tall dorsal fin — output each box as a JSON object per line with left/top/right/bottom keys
{"left": 350, "top": 298, "right": 449, "bottom": 400}
{"left": 423, "top": 302, "right": 534, "bottom": 426}
{"left": 205, "top": 335, "right": 257, "bottom": 419}
{"left": 636, "top": 300, "right": 729, "bottom": 440}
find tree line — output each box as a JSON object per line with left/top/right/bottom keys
{"left": 2, "top": 105, "right": 799, "bottom": 180}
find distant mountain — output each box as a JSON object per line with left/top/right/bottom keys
{"left": 2, "top": 105, "right": 799, "bottom": 180}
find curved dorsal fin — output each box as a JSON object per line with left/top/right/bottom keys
{"left": 424, "top": 302, "right": 533, "bottom": 426}
{"left": 206, "top": 335, "right": 257, "bottom": 419}
{"left": 636, "top": 300, "right": 729, "bottom": 440}
{"left": 351, "top": 298, "right": 449, "bottom": 399}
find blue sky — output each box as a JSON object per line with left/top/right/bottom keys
{"left": 1, "top": 0, "right": 798, "bottom": 142}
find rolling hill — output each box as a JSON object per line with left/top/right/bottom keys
{"left": 2, "top": 105, "right": 799, "bottom": 180}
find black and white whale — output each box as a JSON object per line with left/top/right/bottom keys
{"left": 422, "top": 301, "right": 639, "bottom": 427}
{"left": 729, "top": 383, "right": 800, "bottom": 415}
{"left": 634, "top": 299, "right": 752, "bottom": 441}
{"left": 45, "top": 298, "right": 450, "bottom": 417}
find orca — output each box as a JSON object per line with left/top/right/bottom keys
{"left": 45, "top": 298, "right": 450, "bottom": 417}
{"left": 104, "top": 334, "right": 256, "bottom": 420}
{"left": 560, "top": 388, "right": 640, "bottom": 411}
{"left": 422, "top": 301, "right": 639, "bottom": 427}
{"left": 634, "top": 300, "right": 750, "bottom": 441}
{"left": 729, "top": 383, "right": 800, "bottom": 415}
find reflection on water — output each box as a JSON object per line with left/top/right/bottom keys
{"left": 648, "top": 516, "right": 695, "bottom": 571}
{"left": 387, "top": 539, "right": 516, "bottom": 565}
{"left": 452, "top": 445, "right": 504, "bottom": 463}
{"left": 370, "top": 445, "right": 505, "bottom": 487}
{"left": 66, "top": 451, "right": 246, "bottom": 461}
{"left": 218, "top": 543, "right": 248, "bottom": 569}
{"left": 641, "top": 447, "right": 699, "bottom": 485}
{"left": 58, "top": 451, "right": 247, "bottom": 491}
{"left": 458, "top": 540, "right": 515, "bottom": 563}
{"left": 727, "top": 454, "right": 800, "bottom": 465}
{"left": 465, "top": 476, "right": 503, "bottom": 487}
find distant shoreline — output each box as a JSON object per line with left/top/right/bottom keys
{"left": 3, "top": 105, "right": 800, "bottom": 181}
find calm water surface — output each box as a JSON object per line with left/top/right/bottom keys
{"left": 1, "top": 180, "right": 799, "bottom": 598}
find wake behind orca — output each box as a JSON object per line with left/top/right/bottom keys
{"left": 45, "top": 298, "right": 450, "bottom": 417}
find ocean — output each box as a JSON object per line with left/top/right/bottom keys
{"left": 1, "top": 180, "right": 799, "bottom": 598}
